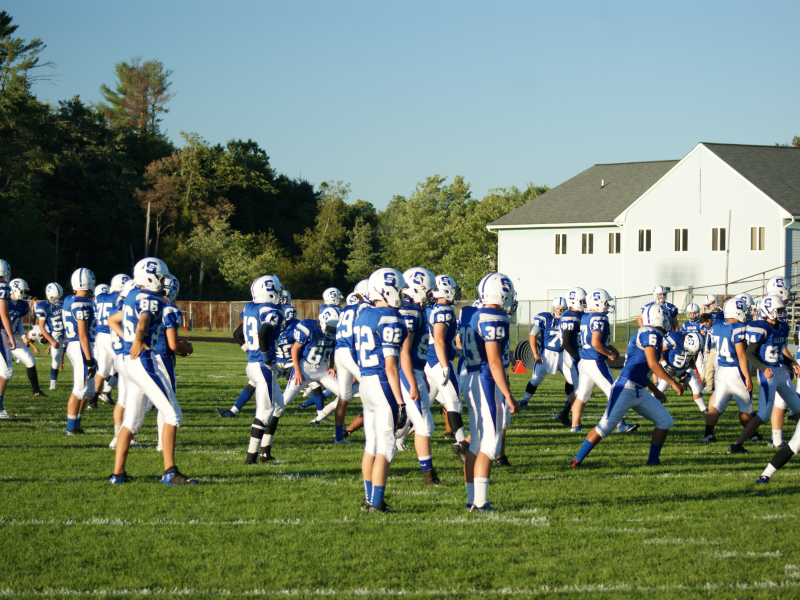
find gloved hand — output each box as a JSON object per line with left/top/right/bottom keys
{"left": 396, "top": 404, "right": 408, "bottom": 431}
{"left": 86, "top": 358, "right": 97, "bottom": 379}
{"left": 439, "top": 364, "right": 449, "bottom": 386}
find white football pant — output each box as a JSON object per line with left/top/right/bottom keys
{"left": 528, "top": 349, "right": 578, "bottom": 387}
{"left": 94, "top": 332, "right": 115, "bottom": 379}
{"left": 758, "top": 366, "right": 800, "bottom": 420}
{"left": 712, "top": 366, "right": 753, "bottom": 414}
{"left": 595, "top": 378, "right": 673, "bottom": 439}
{"left": 66, "top": 341, "right": 95, "bottom": 399}
{"left": 278, "top": 360, "right": 339, "bottom": 416}
{"left": 361, "top": 374, "right": 399, "bottom": 463}
{"left": 400, "top": 368, "right": 433, "bottom": 438}
{"left": 11, "top": 334, "right": 35, "bottom": 368}
{"left": 575, "top": 359, "right": 615, "bottom": 403}
{"left": 122, "top": 351, "right": 182, "bottom": 435}
{"left": 425, "top": 362, "right": 461, "bottom": 413}
{"left": 466, "top": 372, "right": 504, "bottom": 461}
{"left": 334, "top": 348, "right": 360, "bottom": 401}
{"left": 656, "top": 369, "right": 704, "bottom": 396}
{"left": 246, "top": 361, "right": 282, "bottom": 424}
{"left": 0, "top": 330, "right": 13, "bottom": 380}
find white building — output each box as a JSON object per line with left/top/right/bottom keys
{"left": 488, "top": 143, "right": 800, "bottom": 320}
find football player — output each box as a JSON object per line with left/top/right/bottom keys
{"left": 333, "top": 280, "right": 369, "bottom": 444}
{"left": 425, "top": 275, "right": 466, "bottom": 444}
{"left": 464, "top": 273, "right": 519, "bottom": 511}
{"left": 571, "top": 305, "right": 682, "bottom": 467}
{"left": 553, "top": 288, "right": 585, "bottom": 426}
{"left": 681, "top": 303, "right": 705, "bottom": 381}
{"left": 454, "top": 298, "right": 482, "bottom": 462}
{"left": 34, "top": 283, "right": 66, "bottom": 390}
{"left": 656, "top": 332, "right": 705, "bottom": 412}
{"left": 702, "top": 298, "right": 752, "bottom": 443}
{"left": 356, "top": 268, "right": 408, "bottom": 513}
{"left": 89, "top": 274, "right": 130, "bottom": 409}
{"left": 108, "top": 280, "right": 136, "bottom": 449}
{"left": 0, "top": 259, "right": 15, "bottom": 419}
{"left": 321, "top": 287, "right": 344, "bottom": 312}
{"left": 108, "top": 258, "right": 195, "bottom": 485}
{"left": 232, "top": 275, "right": 285, "bottom": 465}
{"left": 521, "top": 297, "right": 568, "bottom": 408}
{"left": 638, "top": 285, "right": 679, "bottom": 331}
{"left": 8, "top": 279, "right": 45, "bottom": 398}
{"left": 729, "top": 295, "right": 800, "bottom": 454}
{"left": 701, "top": 294, "right": 725, "bottom": 391}
{"left": 62, "top": 268, "right": 98, "bottom": 435}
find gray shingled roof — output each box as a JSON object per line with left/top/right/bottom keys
{"left": 488, "top": 160, "right": 678, "bottom": 227}
{"left": 703, "top": 143, "right": 800, "bottom": 215}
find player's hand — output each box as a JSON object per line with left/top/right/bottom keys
{"left": 745, "top": 377, "right": 753, "bottom": 393}
{"left": 396, "top": 404, "right": 408, "bottom": 430}
{"left": 50, "top": 340, "right": 59, "bottom": 349}
{"left": 793, "top": 364, "right": 800, "bottom": 378}
{"left": 654, "top": 388, "right": 668, "bottom": 404}
{"left": 764, "top": 367, "right": 774, "bottom": 379}
{"left": 507, "top": 396, "right": 519, "bottom": 414}
{"left": 669, "top": 380, "right": 683, "bottom": 396}
{"left": 86, "top": 358, "right": 97, "bottom": 379}
{"left": 439, "top": 364, "right": 449, "bottom": 386}
{"left": 533, "top": 354, "right": 543, "bottom": 365}
{"left": 30, "top": 343, "right": 40, "bottom": 355}
{"left": 292, "top": 370, "right": 304, "bottom": 386}
{"left": 7, "top": 337, "right": 15, "bottom": 350}
{"left": 130, "top": 340, "right": 148, "bottom": 360}
{"left": 608, "top": 346, "right": 620, "bottom": 361}
{"left": 241, "top": 343, "right": 248, "bottom": 352}
{"left": 409, "top": 381, "right": 420, "bottom": 402}
{"left": 45, "top": 345, "right": 51, "bottom": 356}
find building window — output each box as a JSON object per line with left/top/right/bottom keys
{"left": 638, "top": 229, "right": 651, "bottom": 252}
{"left": 608, "top": 232, "right": 621, "bottom": 254}
{"left": 712, "top": 228, "right": 726, "bottom": 251}
{"left": 751, "top": 227, "right": 765, "bottom": 251}
{"left": 582, "top": 233, "right": 593, "bottom": 254}
{"left": 674, "top": 229, "right": 688, "bottom": 251}
{"left": 555, "top": 233, "right": 567, "bottom": 255}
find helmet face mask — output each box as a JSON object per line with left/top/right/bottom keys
{"left": 686, "top": 303, "right": 700, "bottom": 322}
{"left": 280, "top": 289, "right": 292, "bottom": 306}
{"left": 162, "top": 276, "right": 180, "bottom": 303}
{"left": 318, "top": 306, "right": 340, "bottom": 337}
{"left": 551, "top": 296, "right": 567, "bottom": 318}
{"left": 46, "top": 283, "right": 63, "bottom": 305}
{"left": 402, "top": 267, "right": 435, "bottom": 305}
{"left": 760, "top": 295, "right": 786, "bottom": 321}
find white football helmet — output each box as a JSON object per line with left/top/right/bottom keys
{"left": 354, "top": 279, "right": 370, "bottom": 302}
{"left": 432, "top": 275, "right": 459, "bottom": 303}
{"left": 472, "top": 300, "right": 482, "bottom": 308}
{"left": 283, "top": 305, "right": 297, "bottom": 321}
{"left": 367, "top": 267, "right": 406, "bottom": 308}
{"left": 705, "top": 294, "right": 719, "bottom": 309}
{"left": 109, "top": 274, "right": 131, "bottom": 293}
{"left": 322, "top": 287, "right": 343, "bottom": 306}
{"left": 133, "top": 258, "right": 169, "bottom": 293}
{"left": 0, "top": 259, "right": 10, "bottom": 279}
{"left": 723, "top": 297, "right": 747, "bottom": 322}
{"left": 760, "top": 295, "right": 785, "bottom": 321}
{"left": 641, "top": 304, "right": 667, "bottom": 330}
{"left": 28, "top": 325, "right": 44, "bottom": 344}
{"left": 319, "top": 305, "right": 340, "bottom": 336}
{"left": 402, "top": 267, "right": 436, "bottom": 304}
{"left": 280, "top": 289, "right": 292, "bottom": 306}
{"left": 653, "top": 285, "right": 668, "bottom": 305}
{"left": 766, "top": 276, "right": 791, "bottom": 302}
{"left": 162, "top": 275, "right": 180, "bottom": 303}
{"left": 46, "top": 283, "right": 63, "bottom": 305}
{"left": 683, "top": 332, "right": 702, "bottom": 355}
{"left": 251, "top": 275, "right": 282, "bottom": 304}
{"left": 566, "top": 287, "right": 587, "bottom": 312}
{"left": 586, "top": 289, "right": 613, "bottom": 314}
{"left": 9, "top": 278, "right": 30, "bottom": 300}
{"left": 94, "top": 284, "right": 110, "bottom": 296}
{"left": 551, "top": 296, "right": 567, "bottom": 317}
{"left": 71, "top": 268, "right": 96, "bottom": 293}
{"left": 478, "top": 273, "right": 517, "bottom": 314}
{"left": 734, "top": 292, "right": 754, "bottom": 319}
{"left": 686, "top": 303, "right": 700, "bottom": 322}
{"left": 119, "top": 279, "right": 137, "bottom": 299}
{"left": 346, "top": 293, "right": 359, "bottom": 306}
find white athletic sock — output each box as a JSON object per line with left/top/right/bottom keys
{"left": 157, "top": 411, "right": 165, "bottom": 447}
{"left": 473, "top": 477, "right": 489, "bottom": 507}
{"left": 114, "top": 425, "right": 121, "bottom": 437}
{"left": 455, "top": 427, "right": 466, "bottom": 443}
{"left": 262, "top": 433, "right": 273, "bottom": 448}
{"left": 230, "top": 406, "right": 240, "bottom": 416}
{"left": 466, "top": 482, "right": 474, "bottom": 506}
{"left": 319, "top": 399, "right": 338, "bottom": 419}
{"left": 773, "top": 430, "right": 783, "bottom": 446}
{"left": 761, "top": 464, "right": 778, "bottom": 479}
{"left": 693, "top": 396, "right": 707, "bottom": 411}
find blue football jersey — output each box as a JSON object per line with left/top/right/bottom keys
{"left": 579, "top": 312, "right": 610, "bottom": 360}
{"left": 293, "top": 318, "right": 336, "bottom": 366}
{"left": 354, "top": 306, "right": 407, "bottom": 377}
{"left": 457, "top": 305, "right": 481, "bottom": 374}
{"left": 0, "top": 281, "right": 9, "bottom": 333}
{"left": 335, "top": 303, "right": 366, "bottom": 352}
{"left": 559, "top": 309, "right": 582, "bottom": 353}
{"left": 34, "top": 300, "right": 65, "bottom": 341}
{"left": 426, "top": 304, "right": 457, "bottom": 366}
{"left": 620, "top": 326, "right": 664, "bottom": 387}
{"left": 681, "top": 320, "right": 704, "bottom": 336}
{"left": 662, "top": 331, "right": 694, "bottom": 374}
{"left": 154, "top": 302, "right": 183, "bottom": 357}
{"left": 319, "top": 304, "right": 342, "bottom": 317}
{"left": 8, "top": 298, "right": 29, "bottom": 333}
{"left": 240, "top": 301, "right": 284, "bottom": 364}
{"left": 93, "top": 291, "right": 120, "bottom": 336}
{"left": 471, "top": 307, "right": 511, "bottom": 377}
{"left": 642, "top": 301, "right": 679, "bottom": 322}
{"left": 275, "top": 318, "right": 299, "bottom": 367}
{"left": 399, "top": 301, "right": 429, "bottom": 371}
{"left": 710, "top": 321, "right": 747, "bottom": 368}
{"left": 63, "top": 295, "right": 95, "bottom": 343}
{"left": 747, "top": 319, "right": 790, "bottom": 368}
{"left": 533, "top": 312, "right": 562, "bottom": 352}
{"left": 711, "top": 310, "right": 726, "bottom": 324}
{"left": 111, "top": 293, "right": 127, "bottom": 356}
{"left": 122, "top": 290, "right": 165, "bottom": 353}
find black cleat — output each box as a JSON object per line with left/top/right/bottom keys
{"left": 87, "top": 400, "right": 98, "bottom": 410}
{"left": 495, "top": 455, "right": 511, "bottom": 467}
{"left": 31, "top": 390, "right": 47, "bottom": 398}
{"left": 343, "top": 429, "right": 352, "bottom": 438}
{"left": 368, "top": 501, "right": 395, "bottom": 514}
{"left": 258, "top": 447, "right": 285, "bottom": 464}
{"left": 553, "top": 412, "right": 570, "bottom": 427}
{"left": 451, "top": 440, "right": 469, "bottom": 464}
{"left": 162, "top": 470, "right": 198, "bottom": 486}
{"left": 360, "top": 498, "right": 371, "bottom": 512}
{"left": 99, "top": 392, "right": 114, "bottom": 405}
{"left": 244, "top": 453, "right": 258, "bottom": 465}
{"left": 443, "top": 431, "right": 456, "bottom": 440}
{"left": 727, "top": 444, "right": 748, "bottom": 455}
{"left": 423, "top": 468, "right": 446, "bottom": 487}
{"left": 747, "top": 433, "right": 764, "bottom": 443}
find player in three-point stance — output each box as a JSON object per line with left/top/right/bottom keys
{"left": 333, "top": 281, "right": 369, "bottom": 444}
{"left": 680, "top": 303, "right": 707, "bottom": 398}
{"left": 464, "top": 273, "right": 519, "bottom": 511}
{"left": 728, "top": 295, "right": 800, "bottom": 454}
{"left": 571, "top": 305, "right": 682, "bottom": 468}
{"left": 7, "top": 279, "right": 46, "bottom": 398}
{"left": 521, "top": 297, "right": 569, "bottom": 408}
{"left": 0, "top": 259, "right": 16, "bottom": 419}
{"left": 638, "top": 285, "right": 679, "bottom": 331}
{"left": 62, "top": 268, "right": 98, "bottom": 435}
{"left": 34, "top": 283, "right": 66, "bottom": 391}
{"left": 90, "top": 273, "right": 130, "bottom": 409}
{"left": 655, "top": 332, "right": 704, "bottom": 412}
{"left": 356, "top": 268, "right": 408, "bottom": 513}
{"left": 553, "top": 287, "right": 585, "bottom": 427}
{"left": 702, "top": 298, "right": 752, "bottom": 443}
{"left": 108, "top": 258, "right": 195, "bottom": 485}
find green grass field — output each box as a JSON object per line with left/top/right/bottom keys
{"left": 2, "top": 341, "right": 800, "bottom": 599}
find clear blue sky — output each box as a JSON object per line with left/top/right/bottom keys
{"left": 8, "top": 1, "right": 799, "bottom": 209}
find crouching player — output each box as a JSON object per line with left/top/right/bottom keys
{"left": 656, "top": 332, "right": 705, "bottom": 412}
{"left": 465, "top": 273, "right": 519, "bottom": 512}
{"left": 357, "top": 268, "right": 408, "bottom": 513}
{"left": 108, "top": 258, "right": 195, "bottom": 485}
{"left": 8, "top": 279, "right": 45, "bottom": 397}
{"left": 571, "top": 305, "right": 682, "bottom": 468}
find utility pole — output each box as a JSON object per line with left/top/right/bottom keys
{"left": 724, "top": 210, "right": 731, "bottom": 296}
{"left": 144, "top": 202, "right": 151, "bottom": 257}
{"left": 53, "top": 225, "right": 59, "bottom": 281}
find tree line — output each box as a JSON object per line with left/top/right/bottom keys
{"left": 0, "top": 11, "right": 548, "bottom": 300}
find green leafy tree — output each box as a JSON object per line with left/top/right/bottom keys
{"left": 0, "top": 11, "right": 55, "bottom": 92}
{"left": 344, "top": 216, "right": 377, "bottom": 283}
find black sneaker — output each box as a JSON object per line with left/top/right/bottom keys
{"left": 495, "top": 455, "right": 511, "bottom": 467}
{"left": 469, "top": 503, "right": 496, "bottom": 513}
{"left": 258, "top": 447, "right": 286, "bottom": 464}
{"left": 244, "top": 453, "right": 258, "bottom": 465}
{"left": 360, "top": 498, "right": 371, "bottom": 512}
{"left": 423, "top": 468, "right": 446, "bottom": 487}
{"left": 727, "top": 444, "right": 748, "bottom": 455}
{"left": 553, "top": 412, "right": 570, "bottom": 427}
{"left": 747, "top": 433, "right": 764, "bottom": 443}
{"left": 99, "top": 392, "right": 114, "bottom": 405}
{"left": 87, "top": 400, "right": 98, "bottom": 410}
{"left": 368, "top": 501, "right": 395, "bottom": 514}
{"left": 343, "top": 429, "right": 352, "bottom": 438}
{"left": 162, "top": 470, "right": 198, "bottom": 486}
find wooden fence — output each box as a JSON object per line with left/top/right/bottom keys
{"left": 175, "top": 299, "right": 325, "bottom": 331}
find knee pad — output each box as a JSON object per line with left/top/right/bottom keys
{"left": 595, "top": 420, "right": 614, "bottom": 439}
{"left": 525, "top": 382, "right": 537, "bottom": 395}
{"left": 565, "top": 383, "right": 574, "bottom": 396}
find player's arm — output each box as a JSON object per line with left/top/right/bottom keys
{"left": 130, "top": 313, "right": 152, "bottom": 360}
{"left": 290, "top": 342, "right": 304, "bottom": 385}
{"left": 781, "top": 346, "right": 800, "bottom": 377}
{"left": 400, "top": 334, "right": 419, "bottom": 402}
{"left": 433, "top": 321, "right": 448, "bottom": 368}
{"left": 672, "top": 316, "right": 679, "bottom": 332}
{"left": 637, "top": 313, "right": 644, "bottom": 327}
{"left": 485, "top": 340, "right": 518, "bottom": 413}
{"left": 257, "top": 323, "right": 273, "bottom": 354}
{"left": 233, "top": 322, "right": 245, "bottom": 347}
{"left": 745, "top": 340, "right": 769, "bottom": 375}
{"left": 561, "top": 325, "right": 579, "bottom": 362}
{"left": 529, "top": 320, "right": 543, "bottom": 363}
{"left": 591, "top": 330, "right": 616, "bottom": 360}
{"left": 734, "top": 340, "right": 752, "bottom": 391}
{"left": 383, "top": 354, "right": 404, "bottom": 406}
{"left": 166, "top": 327, "right": 193, "bottom": 357}
{"left": 108, "top": 310, "right": 123, "bottom": 338}
{"left": 0, "top": 299, "right": 15, "bottom": 350}
{"left": 644, "top": 346, "right": 681, "bottom": 396}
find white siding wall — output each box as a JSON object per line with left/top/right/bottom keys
{"left": 621, "top": 144, "right": 786, "bottom": 301}
{"left": 497, "top": 225, "right": 623, "bottom": 319}
{"left": 785, "top": 224, "right": 800, "bottom": 278}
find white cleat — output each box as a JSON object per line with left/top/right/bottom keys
{"left": 0, "top": 409, "right": 10, "bottom": 419}
{"left": 49, "top": 381, "right": 58, "bottom": 391}
{"left": 395, "top": 439, "right": 409, "bottom": 451}
{"left": 109, "top": 436, "right": 118, "bottom": 449}
{"left": 334, "top": 438, "right": 352, "bottom": 445}
{"left": 129, "top": 438, "right": 141, "bottom": 448}
{"left": 156, "top": 443, "right": 163, "bottom": 452}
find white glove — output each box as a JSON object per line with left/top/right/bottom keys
{"left": 439, "top": 364, "right": 449, "bottom": 386}
{"left": 241, "top": 344, "right": 248, "bottom": 353}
